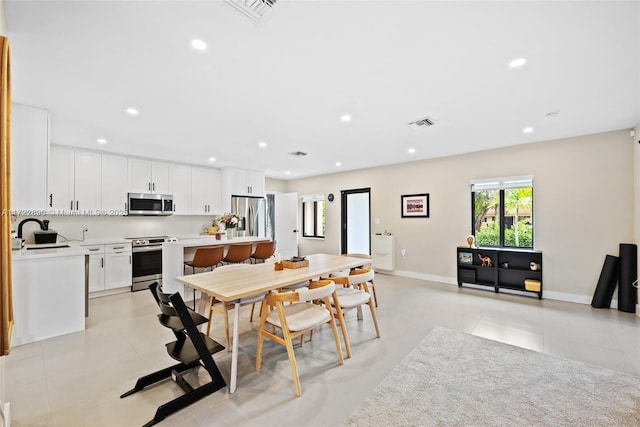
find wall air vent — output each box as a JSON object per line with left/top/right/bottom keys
{"left": 224, "top": 0, "right": 278, "bottom": 22}
{"left": 408, "top": 116, "right": 435, "bottom": 130}
{"left": 289, "top": 151, "right": 308, "bottom": 157}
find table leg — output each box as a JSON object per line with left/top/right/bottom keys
{"left": 197, "top": 294, "right": 211, "bottom": 332}
{"left": 229, "top": 301, "right": 241, "bottom": 393}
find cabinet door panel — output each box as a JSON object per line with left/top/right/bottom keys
{"left": 105, "top": 251, "right": 132, "bottom": 289}
{"left": 88, "top": 253, "right": 105, "bottom": 292}
{"left": 127, "top": 158, "right": 152, "bottom": 193}
{"left": 151, "top": 161, "right": 171, "bottom": 194}
{"left": 48, "top": 146, "right": 74, "bottom": 211}
{"left": 170, "top": 164, "right": 191, "bottom": 214}
{"left": 11, "top": 104, "right": 49, "bottom": 210}
{"left": 101, "top": 154, "right": 128, "bottom": 213}
{"left": 74, "top": 150, "right": 101, "bottom": 212}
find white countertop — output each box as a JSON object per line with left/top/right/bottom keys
{"left": 164, "top": 235, "right": 270, "bottom": 248}
{"left": 12, "top": 242, "right": 89, "bottom": 261}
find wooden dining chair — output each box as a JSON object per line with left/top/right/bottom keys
{"left": 205, "top": 263, "right": 267, "bottom": 351}
{"left": 341, "top": 253, "right": 379, "bottom": 307}
{"left": 221, "top": 243, "right": 253, "bottom": 265}
{"left": 322, "top": 268, "right": 380, "bottom": 358}
{"left": 255, "top": 279, "right": 344, "bottom": 397}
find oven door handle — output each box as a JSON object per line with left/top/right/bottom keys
{"left": 132, "top": 245, "right": 163, "bottom": 253}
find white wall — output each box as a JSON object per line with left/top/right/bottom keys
{"left": 286, "top": 130, "right": 635, "bottom": 303}
{"left": 0, "top": 0, "right": 6, "bottom": 36}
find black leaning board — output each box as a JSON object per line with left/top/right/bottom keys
{"left": 591, "top": 254, "right": 619, "bottom": 308}
{"left": 618, "top": 243, "right": 637, "bottom": 313}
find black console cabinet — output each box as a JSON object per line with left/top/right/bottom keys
{"left": 457, "top": 247, "right": 543, "bottom": 299}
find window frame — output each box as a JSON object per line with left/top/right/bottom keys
{"left": 301, "top": 195, "right": 326, "bottom": 239}
{"left": 470, "top": 177, "right": 534, "bottom": 249}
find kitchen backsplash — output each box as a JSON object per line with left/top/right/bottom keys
{"left": 12, "top": 214, "right": 218, "bottom": 243}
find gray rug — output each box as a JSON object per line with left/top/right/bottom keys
{"left": 344, "top": 327, "right": 640, "bottom": 426}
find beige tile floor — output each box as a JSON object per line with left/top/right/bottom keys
{"left": 5, "top": 274, "right": 640, "bottom": 426}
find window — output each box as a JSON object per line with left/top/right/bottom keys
{"left": 302, "top": 195, "right": 325, "bottom": 238}
{"left": 471, "top": 177, "right": 533, "bottom": 248}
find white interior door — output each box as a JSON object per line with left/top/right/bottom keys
{"left": 274, "top": 192, "right": 299, "bottom": 258}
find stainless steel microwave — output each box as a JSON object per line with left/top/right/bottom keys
{"left": 127, "top": 193, "right": 174, "bottom": 216}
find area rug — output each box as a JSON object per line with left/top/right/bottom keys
{"left": 344, "top": 327, "right": 640, "bottom": 426}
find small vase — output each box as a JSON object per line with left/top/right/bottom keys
{"left": 226, "top": 228, "right": 236, "bottom": 239}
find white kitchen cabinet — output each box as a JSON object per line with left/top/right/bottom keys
{"left": 191, "top": 166, "right": 221, "bottom": 215}
{"left": 48, "top": 147, "right": 101, "bottom": 213}
{"left": 84, "top": 242, "right": 131, "bottom": 293}
{"left": 104, "top": 243, "right": 132, "bottom": 289}
{"left": 101, "top": 154, "right": 128, "bottom": 213}
{"left": 85, "top": 245, "right": 105, "bottom": 293}
{"left": 170, "top": 163, "right": 191, "bottom": 215}
{"left": 127, "top": 158, "right": 170, "bottom": 194}
{"left": 11, "top": 103, "right": 49, "bottom": 210}
{"left": 220, "top": 167, "right": 265, "bottom": 212}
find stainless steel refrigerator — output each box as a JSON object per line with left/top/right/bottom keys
{"left": 231, "top": 196, "right": 266, "bottom": 237}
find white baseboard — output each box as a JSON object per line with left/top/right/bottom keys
{"left": 380, "top": 270, "right": 626, "bottom": 308}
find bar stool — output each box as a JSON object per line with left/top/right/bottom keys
{"left": 221, "top": 243, "right": 253, "bottom": 264}
{"left": 183, "top": 246, "right": 224, "bottom": 308}
{"left": 250, "top": 240, "right": 276, "bottom": 263}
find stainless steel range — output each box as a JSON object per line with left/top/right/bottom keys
{"left": 128, "top": 236, "right": 170, "bottom": 291}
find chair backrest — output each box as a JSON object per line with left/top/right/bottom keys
{"left": 348, "top": 268, "right": 375, "bottom": 286}
{"left": 191, "top": 246, "right": 224, "bottom": 268}
{"left": 252, "top": 241, "right": 276, "bottom": 260}
{"left": 268, "top": 279, "right": 335, "bottom": 305}
{"left": 224, "top": 243, "right": 253, "bottom": 263}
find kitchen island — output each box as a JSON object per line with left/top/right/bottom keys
{"left": 11, "top": 243, "right": 88, "bottom": 346}
{"left": 162, "top": 235, "right": 271, "bottom": 296}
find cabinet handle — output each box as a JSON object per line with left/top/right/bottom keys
{"left": 152, "top": 182, "right": 155, "bottom": 192}
{"left": 129, "top": 255, "right": 132, "bottom": 264}
{"left": 112, "top": 246, "right": 125, "bottom": 250}
{"left": 88, "top": 248, "right": 100, "bottom": 252}
{"left": 76, "top": 201, "right": 79, "bottom": 210}
{"left": 49, "top": 193, "right": 53, "bottom": 207}
{"left": 101, "top": 258, "right": 104, "bottom": 268}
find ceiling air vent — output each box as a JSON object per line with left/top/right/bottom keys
{"left": 289, "top": 151, "right": 308, "bottom": 157}
{"left": 408, "top": 116, "right": 435, "bottom": 130}
{"left": 224, "top": 0, "right": 278, "bottom": 22}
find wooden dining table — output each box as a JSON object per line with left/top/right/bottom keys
{"left": 176, "top": 253, "right": 370, "bottom": 393}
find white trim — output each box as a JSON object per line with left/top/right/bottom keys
{"left": 382, "top": 270, "right": 615, "bottom": 307}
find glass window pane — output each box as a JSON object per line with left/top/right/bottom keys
{"left": 473, "top": 189, "right": 500, "bottom": 246}
{"left": 504, "top": 187, "right": 533, "bottom": 248}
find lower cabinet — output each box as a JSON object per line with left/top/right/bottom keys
{"left": 456, "top": 246, "right": 543, "bottom": 299}
{"left": 84, "top": 243, "right": 132, "bottom": 294}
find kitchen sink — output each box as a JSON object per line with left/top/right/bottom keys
{"left": 26, "top": 244, "right": 70, "bottom": 250}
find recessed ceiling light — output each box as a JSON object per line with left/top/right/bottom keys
{"left": 258, "top": 141, "right": 267, "bottom": 148}
{"left": 544, "top": 111, "right": 560, "bottom": 119}
{"left": 208, "top": 157, "right": 216, "bottom": 162}
{"left": 97, "top": 138, "right": 107, "bottom": 144}
{"left": 523, "top": 127, "right": 534, "bottom": 134}
{"left": 285, "top": 170, "right": 291, "bottom": 175}
{"left": 335, "top": 162, "right": 342, "bottom": 167}
{"left": 509, "top": 57, "right": 527, "bottom": 68}
{"left": 191, "top": 39, "right": 207, "bottom": 51}
{"left": 340, "top": 114, "right": 352, "bottom": 123}
{"left": 408, "top": 148, "right": 416, "bottom": 154}
{"left": 126, "top": 107, "right": 139, "bottom": 115}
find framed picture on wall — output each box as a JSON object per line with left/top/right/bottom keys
{"left": 401, "top": 193, "right": 429, "bottom": 218}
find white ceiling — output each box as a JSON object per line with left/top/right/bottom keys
{"left": 4, "top": 1, "right": 640, "bottom": 179}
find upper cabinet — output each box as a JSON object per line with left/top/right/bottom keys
{"left": 127, "top": 158, "right": 170, "bottom": 194}
{"left": 191, "top": 166, "right": 221, "bottom": 215}
{"left": 11, "top": 104, "right": 49, "bottom": 210}
{"left": 170, "top": 164, "right": 191, "bottom": 215}
{"left": 48, "top": 146, "right": 101, "bottom": 213}
{"left": 220, "top": 168, "right": 265, "bottom": 212}
{"left": 101, "top": 154, "right": 128, "bottom": 213}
